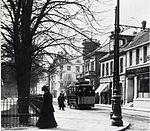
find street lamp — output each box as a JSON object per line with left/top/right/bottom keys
{"left": 111, "top": 0, "right": 123, "bottom": 126}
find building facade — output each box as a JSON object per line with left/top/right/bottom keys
{"left": 80, "top": 39, "right": 108, "bottom": 91}
{"left": 49, "top": 56, "right": 83, "bottom": 98}
{"left": 125, "top": 29, "right": 150, "bottom": 108}
{"left": 82, "top": 47, "right": 108, "bottom": 90}
{"left": 97, "top": 34, "right": 134, "bottom": 104}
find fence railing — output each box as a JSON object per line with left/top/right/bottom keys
{"left": 1, "top": 95, "right": 43, "bottom": 128}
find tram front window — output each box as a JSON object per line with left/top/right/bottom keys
{"left": 82, "top": 87, "right": 94, "bottom": 96}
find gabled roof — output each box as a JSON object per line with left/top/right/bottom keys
{"left": 125, "top": 29, "right": 150, "bottom": 51}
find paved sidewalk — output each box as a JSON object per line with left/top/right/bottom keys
{"left": 2, "top": 102, "right": 130, "bottom": 131}
{"left": 2, "top": 122, "right": 129, "bottom": 131}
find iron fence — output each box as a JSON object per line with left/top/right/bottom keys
{"left": 1, "top": 95, "right": 43, "bottom": 128}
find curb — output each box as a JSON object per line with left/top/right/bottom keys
{"left": 109, "top": 120, "right": 130, "bottom": 131}
{"left": 95, "top": 104, "right": 150, "bottom": 118}
{"left": 118, "top": 122, "right": 130, "bottom": 131}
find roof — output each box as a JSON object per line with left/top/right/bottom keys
{"left": 96, "top": 43, "right": 110, "bottom": 52}
{"left": 99, "top": 41, "right": 128, "bottom": 62}
{"left": 84, "top": 43, "right": 110, "bottom": 58}
{"left": 99, "top": 53, "right": 112, "bottom": 62}
{"left": 125, "top": 29, "right": 150, "bottom": 51}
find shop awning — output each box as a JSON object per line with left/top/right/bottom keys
{"left": 95, "top": 83, "right": 109, "bottom": 94}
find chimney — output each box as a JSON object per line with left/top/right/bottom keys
{"left": 141, "top": 20, "right": 146, "bottom": 30}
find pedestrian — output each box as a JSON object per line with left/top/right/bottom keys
{"left": 36, "top": 85, "right": 57, "bottom": 129}
{"left": 58, "top": 93, "right": 66, "bottom": 110}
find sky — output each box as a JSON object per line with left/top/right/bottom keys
{"left": 120, "top": 0, "right": 150, "bottom": 26}
{"left": 93, "top": 0, "right": 150, "bottom": 45}
{"left": 47, "top": 0, "right": 150, "bottom": 61}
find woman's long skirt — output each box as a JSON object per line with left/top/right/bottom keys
{"left": 36, "top": 113, "right": 57, "bottom": 129}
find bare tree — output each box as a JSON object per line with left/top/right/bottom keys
{"left": 1, "top": 0, "right": 109, "bottom": 124}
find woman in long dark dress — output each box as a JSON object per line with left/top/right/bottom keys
{"left": 36, "top": 85, "right": 57, "bottom": 129}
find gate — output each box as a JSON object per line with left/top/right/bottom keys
{"left": 1, "top": 95, "right": 42, "bottom": 128}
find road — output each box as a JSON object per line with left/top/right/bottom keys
{"left": 94, "top": 107, "right": 150, "bottom": 131}
{"left": 122, "top": 113, "right": 150, "bottom": 131}
{"left": 53, "top": 103, "right": 150, "bottom": 131}
{"left": 93, "top": 107, "right": 150, "bottom": 131}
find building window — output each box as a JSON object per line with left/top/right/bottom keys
{"left": 91, "top": 61, "right": 94, "bottom": 71}
{"left": 60, "top": 73, "right": 62, "bottom": 79}
{"left": 143, "top": 46, "right": 147, "bottom": 63}
{"left": 110, "top": 61, "right": 113, "bottom": 75}
{"left": 85, "top": 63, "right": 90, "bottom": 72}
{"left": 76, "top": 66, "right": 80, "bottom": 72}
{"left": 67, "top": 74, "right": 72, "bottom": 81}
{"left": 87, "top": 63, "right": 90, "bottom": 71}
{"left": 138, "top": 76, "right": 150, "bottom": 98}
{"left": 120, "top": 58, "right": 123, "bottom": 73}
{"left": 85, "top": 64, "right": 87, "bottom": 72}
{"left": 76, "top": 60, "right": 80, "bottom": 63}
{"left": 60, "top": 65, "right": 63, "bottom": 70}
{"left": 82, "top": 65, "right": 84, "bottom": 73}
{"left": 129, "top": 51, "right": 132, "bottom": 66}
{"left": 67, "top": 66, "right": 71, "bottom": 71}
{"left": 136, "top": 48, "right": 140, "bottom": 64}
{"left": 106, "top": 62, "right": 109, "bottom": 76}
{"left": 102, "top": 63, "right": 105, "bottom": 77}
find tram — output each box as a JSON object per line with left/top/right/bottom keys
{"left": 66, "top": 81, "right": 95, "bottom": 109}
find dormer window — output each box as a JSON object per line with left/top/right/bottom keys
{"left": 76, "top": 60, "right": 80, "bottom": 63}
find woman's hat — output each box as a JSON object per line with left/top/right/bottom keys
{"left": 42, "top": 85, "right": 49, "bottom": 91}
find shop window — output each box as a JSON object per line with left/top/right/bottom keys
{"left": 120, "top": 58, "right": 123, "bottom": 73}
{"left": 143, "top": 46, "right": 147, "bottom": 63}
{"left": 136, "top": 48, "right": 140, "bottom": 64}
{"left": 138, "top": 78, "right": 150, "bottom": 98}
{"left": 129, "top": 51, "right": 132, "bottom": 66}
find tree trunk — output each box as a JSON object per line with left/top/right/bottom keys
{"left": 15, "top": 0, "right": 33, "bottom": 124}
{"left": 16, "top": 46, "right": 32, "bottom": 124}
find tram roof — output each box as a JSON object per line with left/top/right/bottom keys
{"left": 75, "top": 81, "right": 89, "bottom": 85}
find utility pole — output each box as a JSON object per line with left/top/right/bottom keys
{"left": 111, "top": 0, "right": 123, "bottom": 126}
